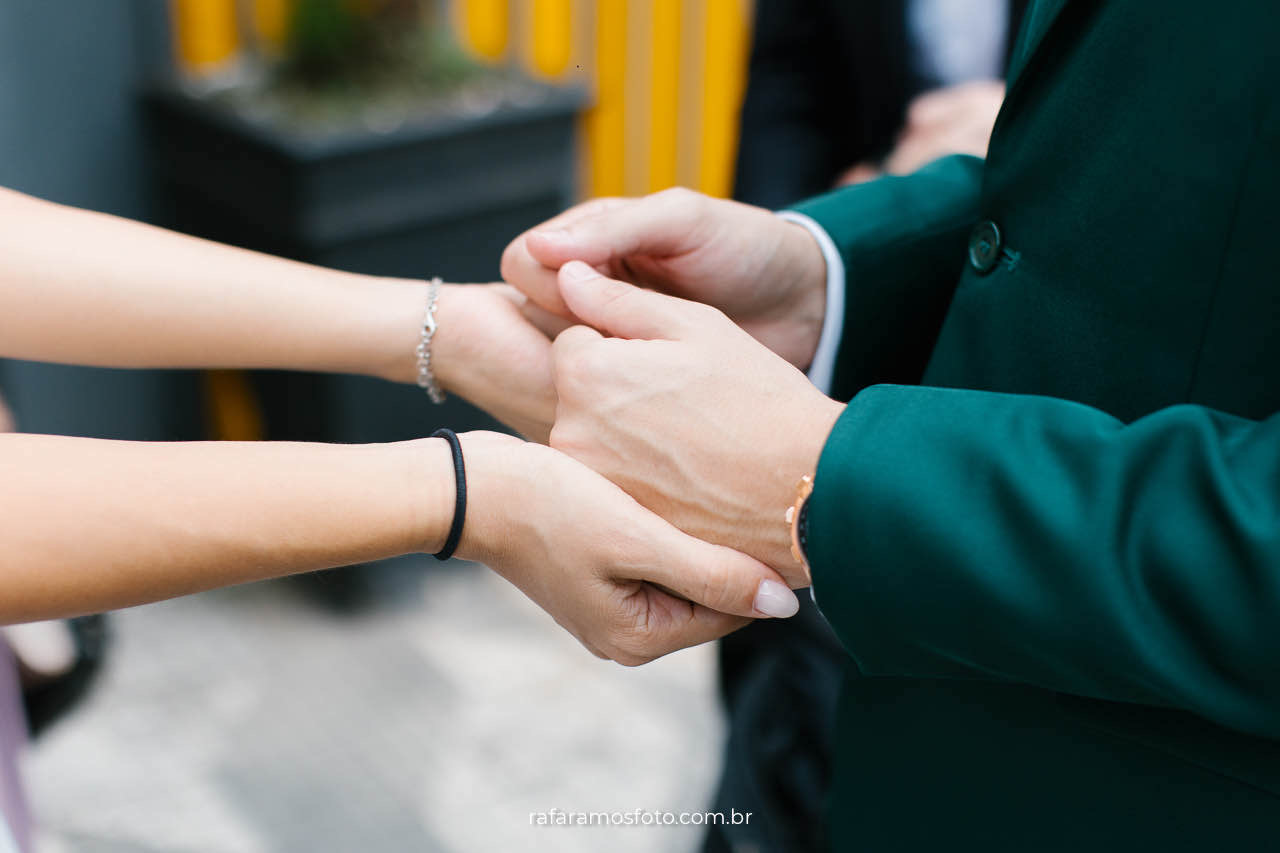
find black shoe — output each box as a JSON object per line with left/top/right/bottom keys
{"left": 21, "top": 614, "right": 109, "bottom": 739}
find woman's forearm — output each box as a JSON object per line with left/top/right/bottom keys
{"left": 0, "top": 187, "right": 423, "bottom": 382}
{"left": 0, "top": 433, "right": 452, "bottom": 623}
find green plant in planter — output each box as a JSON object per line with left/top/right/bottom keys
{"left": 229, "top": 0, "right": 508, "bottom": 133}
{"left": 284, "top": 0, "right": 424, "bottom": 86}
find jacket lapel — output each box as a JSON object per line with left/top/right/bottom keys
{"left": 1005, "top": 0, "right": 1072, "bottom": 84}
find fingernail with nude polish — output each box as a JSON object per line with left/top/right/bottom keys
{"left": 754, "top": 579, "right": 800, "bottom": 618}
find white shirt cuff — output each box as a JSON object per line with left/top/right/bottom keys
{"left": 776, "top": 211, "right": 846, "bottom": 395}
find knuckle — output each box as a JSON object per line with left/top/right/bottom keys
{"left": 654, "top": 186, "right": 707, "bottom": 217}
{"left": 581, "top": 640, "right": 611, "bottom": 661}
{"left": 547, "top": 420, "right": 567, "bottom": 449}
{"left": 609, "top": 634, "right": 654, "bottom": 667}
{"left": 614, "top": 653, "right": 650, "bottom": 668}
{"left": 547, "top": 420, "right": 582, "bottom": 455}
{"left": 598, "top": 281, "right": 636, "bottom": 316}
{"left": 698, "top": 558, "right": 735, "bottom": 612}
{"left": 657, "top": 186, "right": 697, "bottom": 204}
{"left": 551, "top": 342, "right": 595, "bottom": 392}
{"left": 694, "top": 300, "right": 724, "bottom": 321}
{"left": 685, "top": 299, "right": 727, "bottom": 328}
{"left": 581, "top": 197, "right": 618, "bottom": 218}
{"left": 604, "top": 611, "right": 652, "bottom": 659}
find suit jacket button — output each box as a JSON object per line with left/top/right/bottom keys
{"left": 968, "top": 220, "right": 1003, "bottom": 274}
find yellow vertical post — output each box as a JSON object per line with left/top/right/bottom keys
{"left": 588, "top": 0, "right": 628, "bottom": 197}
{"left": 647, "top": 0, "right": 681, "bottom": 191}
{"left": 675, "top": 0, "right": 706, "bottom": 189}
{"left": 252, "top": 0, "right": 293, "bottom": 54}
{"left": 698, "top": 0, "right": 749, "bottom": 197}
{"left": 459, "top": 0, "right": 510, "bottom": 62}
{"left": 204, "top": 371, "right": 265, "bottom": 441}
{"left": 171, "top": 0, "right": 241, "bottom": 73}
{"left": 531, "top": 0, "right": 573, "bottom": 78}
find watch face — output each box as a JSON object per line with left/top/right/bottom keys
{"left": 789, "top": 475, "right": 814, "bottom": 584}
{"left": 797, "top": 499, "right": 811, "bottom": 554}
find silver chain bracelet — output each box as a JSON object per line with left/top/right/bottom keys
{"left": 415, "top": 277, "right": 446, "bottom": 404}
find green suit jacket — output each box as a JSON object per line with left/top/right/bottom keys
{"left": 791, "top": 1, "right": 1280, "bottom": 849}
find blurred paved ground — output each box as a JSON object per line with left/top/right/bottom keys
{"left": 23, "top": 558, "right": 725, "bottom": 853}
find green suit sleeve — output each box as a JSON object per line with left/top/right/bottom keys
{"left": 810, "top": 384, "right": 1280, "bottom": 738}
{"left": 788, "top": 155, "right": 983, "bottom": 401}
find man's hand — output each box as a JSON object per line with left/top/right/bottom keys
{"left": 431, "top": 284, "right": 569, "bottom": 444}
{"left": 457, "top": 432, "right": 801, "bottom": 666}
{"left": 839, "top": 80, "right": 1006, "bottom": 185}
{"left": 501, "top": 188, "right": 830, "bottom": 371}
{"left": 546, "top": 262, "right": 845, "bottom": 587}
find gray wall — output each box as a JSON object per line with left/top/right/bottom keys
{"left": 0, "top": 1, "right": 200, "bottom": 439}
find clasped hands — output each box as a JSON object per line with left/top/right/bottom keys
{"left": 437, "top": 189, "right": 845, "bottom": 666}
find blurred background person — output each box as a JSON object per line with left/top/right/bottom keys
{"left": 712, "top": 1, "right": 1028, "bottom": 851}
{"left": 734, "top": 0, "right": 1026, "bottom": 210}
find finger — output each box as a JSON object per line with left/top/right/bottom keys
{"left": 906, "top": 81, "right": 1006, "bottom": 133}
{"left": 557, "top": 261, "right": 706, "bottom": 341}
{"left": 490, "top": 284, "right": 575, "bottom": 339}
{"left": 837, "top": 162, "right": 883, "bottom": 186}
{"left": 621, "top": 511, "right": 799, "bottom": 620}
{"left": 524, "top": 187, "right": 707, "bottom": 275}
{"left": 883, "top": 132, "right": 948, "bottom": 176}
{"left": 540, "top": 196, "right": 631, "bottom": 232}
{"left": 499, "top": 198, "right": 631, "bottom": 318}
{"left": 551, "top": 322, "right": 604, "bottom": 353}
{"left": 500, "top": 232, "right": 576, "bottom": 318}
{"left": 907, "top": 91, "right": 963, "bottom": 130}
{"left": 520, "top": 298, "right": 575, "bottom": 339}
{"left": 616, "top": 596, "right": 752, "bottom": 665}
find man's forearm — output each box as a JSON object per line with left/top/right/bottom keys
{"left": 0, "top": 187, "right": 424, "bottom": 382}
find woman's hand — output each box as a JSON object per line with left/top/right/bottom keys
{"left": 451, "top": 432, "right": 800, "bottom": 666}
{"left": 428, "top": 284, "right": 569, "bottom": 444}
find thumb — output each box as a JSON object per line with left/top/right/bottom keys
{"left": 558, "top": 261, "right": 705, "bottom": 341}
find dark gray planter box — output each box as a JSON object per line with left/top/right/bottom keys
{"left": 144, "top": 82, "right": 585, "bottom": 444}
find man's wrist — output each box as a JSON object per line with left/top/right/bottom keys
{"left": 767, "top": 218, "right": 829, "bottom": 370}
{"left": 777, "top": 212, "right": 846, "bottom": 394}
{"left": 763, "top": 394, "right": 845, "bottom": 582}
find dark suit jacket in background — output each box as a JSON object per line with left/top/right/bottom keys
{"left": 734, "top": 0, "right": 1029, "bottom": 211}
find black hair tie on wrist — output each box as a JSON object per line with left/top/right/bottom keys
{"left": 431, "top": 428, "right": 467, "bottom": 561}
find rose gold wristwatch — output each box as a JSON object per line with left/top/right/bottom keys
{"left": 785, "top": 474, "right": 815, "bottom": 585}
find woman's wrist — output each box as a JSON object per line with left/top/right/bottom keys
{"left": 427, "top": 283, "right": 477, "bottom": 397}
{"left": 399, "top": 435, "right": 458, "bottom": 555}
{"left": 400, "top": 431, "right": 528, "bottom": 561}
{"left": 450, "top": 431, "right": 529, "bottom": 565}
{"left": 352, "top": 275, "right": 432, "bottom": 385}
{"left": 371, "top": 280, "right": 471, "bottom": 395}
